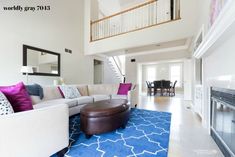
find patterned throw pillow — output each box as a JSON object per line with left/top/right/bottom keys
{"left": 59, "top": 86, "right": 81, "bottom": 99}
{"left": 0, "top": 92, "right": 14, "bottom": 115}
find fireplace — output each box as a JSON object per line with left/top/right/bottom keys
{"left": 210, "top": 87, "right": 235, "bottom": 157}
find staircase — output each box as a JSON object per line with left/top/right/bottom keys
{"left": 107, "top": 56, "right": 126, "bottom": 83}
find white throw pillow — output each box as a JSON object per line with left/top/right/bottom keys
{"left": 0, "top": 92, "right": 14, "bottom": 115}
{"left": 59, "top": 86, "right": 81, "bottom": 99}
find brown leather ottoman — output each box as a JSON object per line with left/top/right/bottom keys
{"left": 80, "top": 99, "right": 130, "bottom": 138}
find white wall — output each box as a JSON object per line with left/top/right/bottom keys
{"left": 141, "top": 61, "right": 183, "bottom": 92}
{"left": 125, "top": 50, "right": 189, "bottom": 84}
{"left": 93, "top": 56, "right": 121, "bottom": 84}
{"left": 84, "top": 0, "right": 199, "bottom": 55}
{"left": 103, "top": 60, "right": 120, "bottom": 84}
{"left": 192, "top": 0, "right": 235, "bottom": 129}
{"left": 94, "top": 63, "right": 103, "bottom": 84}
{"left": 0, "top": 0, "right": 95, "bottom": 85}
{"left": 202, "top": 34, "right": 235, "bottom": 129}
{"left": 91, "top": 0, "right": 100, "bottom": 21}
{"left": 195, "top": 0, "right": 211, "bottom": 35}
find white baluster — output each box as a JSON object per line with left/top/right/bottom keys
{"left": 93, "top": 24, "right": 95, "bottom": 40}
{"left": 97, "top": 23, "right": 99, "bottom": 40}
{"left": 105, "top": 19, "right": 109, "bottom": 37}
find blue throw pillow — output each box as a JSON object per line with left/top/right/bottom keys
{"left": 26, "top": 84, "right": 44, "bottom": 99}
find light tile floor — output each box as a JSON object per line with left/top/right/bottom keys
{"left": 137, "top": 93, "right": 224, "bottom": 157}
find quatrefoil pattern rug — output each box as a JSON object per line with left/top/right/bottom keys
{"left": 64, "top": 109, "right": 171, "bottom": 157}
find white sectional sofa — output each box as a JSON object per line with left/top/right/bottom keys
{"left": 0, "top": 84, "right": 137, "bottom": 157}
{"left": 0, "top": 103, "right": 69, "bottom": 157}
{"left": 32, "top": 84, "right": 138, "bottom": 116}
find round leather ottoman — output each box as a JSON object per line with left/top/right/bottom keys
{"left": 80, "top": 99, "right": 130, "bottom": 138}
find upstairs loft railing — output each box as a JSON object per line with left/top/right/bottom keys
{"left": 90, "top": 0, "right": 181, "bottom": 42}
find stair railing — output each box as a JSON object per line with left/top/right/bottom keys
{"left": 110, "top": 56, "right": 126, "bottom": 83}
{"left": 91, "top": 0, "right": 181, "bottom": 42}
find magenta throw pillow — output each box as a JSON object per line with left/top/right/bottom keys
{"left": 58, "top": 87, "right": 65, "bottom": 98}
{"left": 0, "top": 82, "right": 33, "bottom": 112}
{"left": 117, "top": 83, "right": 132, "bottom": 95}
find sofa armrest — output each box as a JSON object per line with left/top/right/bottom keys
{"left": 0, "top": 104, "right": 69, "bottom": 157}
{"left": 128, "top": 86, "right": 138, "bottom": 108}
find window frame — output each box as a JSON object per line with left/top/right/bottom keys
{"left": 169, "top": 63, "right": 183, "bottom": 88}
{"left": 146, "top": 65, "right": 157, "bottom": 82}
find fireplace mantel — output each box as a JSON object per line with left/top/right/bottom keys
{"left": 201, "top": 75, "right": 235, "bottom": 130}
{"left": 194, "top": 0, "right": 235, "bottom": 59}
{"left": 207, "top": 75, "right": 235, "bottom": 90}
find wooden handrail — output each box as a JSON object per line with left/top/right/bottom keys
{"left": 90, "top": 0, "right": 181, "bottom": 42}
{"left": 91, "top": 0, "right": 157, "bottom": 24}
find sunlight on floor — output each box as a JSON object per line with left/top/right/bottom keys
{"left": 137, "top": 93, "right": 224, "bottom": 157}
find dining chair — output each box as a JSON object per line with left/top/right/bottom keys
{"left": 170, "top": 80, "right": 177, "bottom": 96}
{"left": 153, "top": 81, "right": 162, "bottom": 95}
{"left": 146, "top": 81, "right": 154, "bottom": 95}
{"left": 162, "top": 80, "right": 171, "bottom": 96}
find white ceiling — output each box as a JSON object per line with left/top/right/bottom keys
{"left": 119, "top": 0, "right": 147, "bottom": 9}
{"left": 98, "top": 0, "right": 147, "bottom": 16}
{"left": 125, "top": 39, "right": 188, "bottom": 54}
{"left": 103, "top": 38, "right": 192, "bottom": 57}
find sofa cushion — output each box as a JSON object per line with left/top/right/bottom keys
{"left": 34, "top": 99, "right": 78, "bottom": 109}
{"left": 0, "top": 92, "right": 14, "bottom": 115}
{"left": 91, "top": 95, "right": 110, "bottom": 102}
{"left": 69, "top": 104, "right": 87, "bottom": 116}
{"left": 0, "top": 82, "right": 33, "bottom": 112}
{"left": 76, "top": 96, "right": 93, "bottom": 105}
{"left": 76, "top": 85, "right": 89, "bottom": 96}
{"left": 88, "top": 84, "right": 119, "bottom": 95}
{"left": 59, "top": 86, "right": 81, "bottom": 99}
{"left": 42, "top": 86, "right": 63, "bottom": 101}
{"left": 30, "top": 96, "right": 42, "bottom": 105}
{"left": 111, "top": 94, "right": 128, "bottom": 100}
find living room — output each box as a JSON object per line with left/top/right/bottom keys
{"left": 1, "top": 0, "right": 235, "bottom": 157}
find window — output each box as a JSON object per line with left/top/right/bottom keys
{"left": 146, "top": 66, "right": 156, "bottom": 82}
{"left": 170, "top": 64, "right": 182, "bottom": 87}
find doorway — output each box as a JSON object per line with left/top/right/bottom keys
{"left": 94, "top": 59, "right": 104, "bottom": 84}
{"left": 137, "top": 60, "right": 186, "bottom": 98}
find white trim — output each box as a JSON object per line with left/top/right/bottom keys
{"left": 125, "top": 45, "right": 188, "bottom": 57}
{"left": 193, "top": 0, "right": 235, "bottom": 58}
{"left": 138, "top": 58, "right": 185, "bottom": 65}
{"left": 169, "top": 63, "right": 183, "bottom": 88}
{"left": 193, "top": 25, "right": 205, "bottom": 52}
{"left": 124, "top": 38, "right": 192, "bottom": 57}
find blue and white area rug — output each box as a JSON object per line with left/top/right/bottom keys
{"left": 63, "top": 109, "right": 171, "bottom": 157}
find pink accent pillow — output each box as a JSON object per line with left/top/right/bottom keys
{"left": 0, "top": 82, "right": 33, "bottom": 112}
{"left": 117, "top": 83, "right": 132, "bottom": 95}
{"left": 58, "top": 87, "right": 65, "bottom": 98}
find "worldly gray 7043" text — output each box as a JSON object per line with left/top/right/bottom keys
{"left": 3, "top": 5, "right": 50, "bottom": 12}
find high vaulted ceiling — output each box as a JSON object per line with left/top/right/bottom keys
{"left": 98, "top": 0, "right": 147, "bottom": 17}
{"left": 119, "top": 0, "right": 147, "bottom": 9}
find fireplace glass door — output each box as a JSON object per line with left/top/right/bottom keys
{"left": 212, "top": 101, "right": 223, "bottom": 137}
{"left": 231, "top": 109, "right": 235, "bottom": 153}
{"left": 212, "top": 98, "right": 235, "bottom": 155}
{"left": 223, "top": 105, "right": 233, "bottom": 150}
